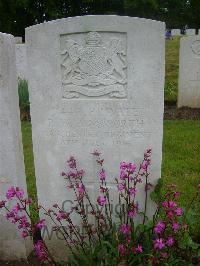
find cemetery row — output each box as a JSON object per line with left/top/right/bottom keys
{"left": 170, "top": 28, "right": 200, "bottom": 36}
{"left": 0, "top": 16, "right": 199, "bottom": 261}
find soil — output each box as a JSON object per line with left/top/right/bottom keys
{"left": 164, "top": 105, "right": 200, "bottom": 120}
{"left": 0, "top": 252, "right": 42, "bottom": 266}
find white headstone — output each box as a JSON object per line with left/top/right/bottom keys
{"left": 26, "top": 16, "right": 165, "bottom": 258}
{"left": 172, "top": 29, "right": 181, "bottom": 36}
{"left": 186, "top": 29, "right": 195, "bottom": 35}
{"left": 0, "top": 33, "right": 30, "bottom": 259}
{"left": 178, "top": 36, "right": 200, "bottom": 108}
{"left": 15, "top": 44, "right": 27, "bottom": 80}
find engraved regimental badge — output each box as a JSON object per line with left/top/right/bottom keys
{"left": 61, "top": 31, "right": 127, "bottom": 99}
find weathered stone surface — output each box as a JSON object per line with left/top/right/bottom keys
{"left": 16, "top": 44, "right": 27, "bottom": 80}
{"left": 26, "top": 16, "right": 165, "bottom": 258}
{"left": 15, "top": 37, "right": 22, "bottom": 44}
{"left": 172, "top": 29, "right": 181, "bottom": 36}
{"left": 178, "top": 35, "right": 200, "bottom": 108}
{"left": 0, "top": 33, "right": 30, "bottom": 260}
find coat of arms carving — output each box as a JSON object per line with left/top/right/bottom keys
{"left": 61, "top": 32, "right": 127, "bottom": 98}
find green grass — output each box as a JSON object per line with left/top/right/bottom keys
{"left": 162, "top": 120, "right": 200, "bottom": 238}
{"left": 21, "top": 121, "right": 39, "bottom": 222}
{"left": 165, "top": 37, "right": 181, "bottom": 103}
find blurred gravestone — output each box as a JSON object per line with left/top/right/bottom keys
{"left": 26, "top": 16, "right": 165, "bottom": 259}
{"left": 178, "top": 36, "right": 200, "bottom": 108}
{"left": 186, "top": 29, "right": 195, "bottom": 35}
{"left": 172, "top": 29, "right": 181, "bottom": 36}
{"left": 0, "top": 33, "right": 30, "bottom": 260}
{"left": 16, "top": 44, "right": 27, "bottom": 80}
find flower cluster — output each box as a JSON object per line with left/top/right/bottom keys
{"left": 0, "top": 187, "right": 49, "bottom": 263}
{"left": 117, "top": 223, "right": 143, "bottom": 257}
{"left": 0, "top": 151, "right": 199, "bottom": 266}
{"left": 153, "top": 185, "right": 186, "bottom": 262}
{"left": 34, "top": 240, "right": 49, "bottom": 262}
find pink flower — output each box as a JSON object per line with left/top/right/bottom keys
{"left": 15, "top": 187, "right": 25, "bottom": 199}
{"left": 21, "top": 231, "right": 29, "bottom": 238}
{"left": 12, "top": 204, "right": 21, "bottom": 214}
{"left": 120, "top": 162, "right": 127, "bottom": 170}
{"left": 154, "top": 221, "right": 165, "bottom": 234}
{"left": 162, "top": 201, "right": 168, "bottom": 208}
{"left": 174, "top": 192, "right": 181, "bottom": 198}
{"left": 166, "top": 236, "right": 174, "bottom": 247}
{"left": 34, "top": 240, "right": 49, "bottom": 262}
{"left": 167, "top": 211, "right": 174, "bottom": 219}
{"left": 128, "top": 210, "right": 136, "bottom": 218}
{"left": 67, "top": 156, "right": 76, "bottom": 169}
{"left": 97, "top": 196, "right": 107, "bottom": 206}
{"left": 129, "top": 188, "right": 137, "bottom": 198}
{"left": 56, "top": 212, "right": 68, "bottom": 221}
{"left": 99, "top": 169, "right": 106, "bottom": 181}
{"left": 6, "top": 187, "right": 16, "bottom": 200}
{"left": 175, "top": 207, "right": 183, "bottom": 216}
{"left": 127, "top": 163, "right": 137, "bottom": 173}
{"left": 118, "top": 244, "right": 126, "bottom": 256}
{"left": 18, "top": 216, "right": 31, "bottom": 229}
{"left": 6, "top": 212, "right": 15, "bottom": 222}
{"left": 154, "top": 238, "right": 165, "bottom": 250}
{"left": 119, "top": 224, "right": 131, "bottom": 235}
{"left": 0, "top": 200, "right": 6, "bottom": 208}
{"left": 117, "top": 183, "right": 125, "bottom": 192}
{"left": 168, "top": 201, "right": 177, "bottom": 209}
{"left": 172, "top": 222, "right": 180, "bottom": 231}
{"left": 135, "top": 244, "right": 143, "bottom": 254}
{"left": 77, "top": 183, "right": 85, "bottom": 195}
{"left": 26, "top": 198, "right": 33, "bottom": 205}
{"left": 141, "top": 160, "right": 150, "bottom": 170}
{"left": 36, "top": 219, "right": 45, "bottom": 230}
{"left": 120, "top": 170, "right": 127, "bottom": 180}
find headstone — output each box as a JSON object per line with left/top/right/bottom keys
{"left": 0, "top": 33, "right": 30, "bottom": 260}
{"left": 178, "top": 36, "right": 200, "bottom": 108}
{"left": 26, "top": 16, "right": 165, "bottom": 258}
{"left": 15, "top": 37, "right": 22, "bottom": 44}
{"left": 172, "top": 29, "right": 181, "bottom": 36}
{"left": 186, "top": 29, "right": 195, "bottom": 35}
{"left": 15, "top": 44, "right": 27, "bottom": 80}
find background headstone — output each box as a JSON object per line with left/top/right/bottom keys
{"left": 178, "top": 36, "right": 200, "bottom": 108}
{"left": 186, "top": 29, "right": 195, "bottom": 35}
{"left": 172, "top": 29, "right": 181, "bottom": 36}
{"left": 0, "top": 33, "right": 30, "bottom": 260}
{"left": 15, "top": 44, "right": 27, "bottom": 80}
{"left": 26, "top": 16, "right": 165, "bottom": 258}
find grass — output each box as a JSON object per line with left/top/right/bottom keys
{"left": 162, "top": 120, "right": 200, "bottom": 239}
{"left": 21, "top": 122, "right": 39, "bottom": 222}
{"left": 165, "top": 36, "right": 181, "bottom": 103}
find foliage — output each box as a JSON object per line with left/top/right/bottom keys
{"left": 0, "top": 150, "right": 200, "bottom": 265}
{"left": 0, "top": 0, "right": 200, "bottom": 37}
